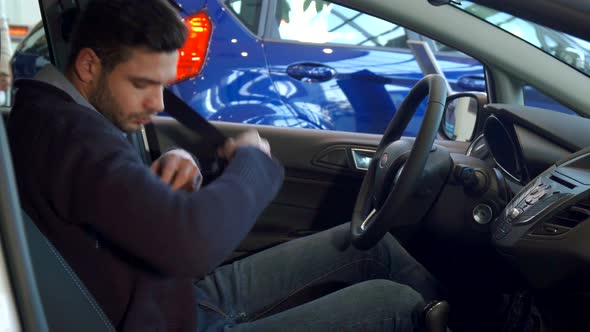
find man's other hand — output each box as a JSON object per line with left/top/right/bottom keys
{"left": 151, "top": 149, "right": 202, "bottom": 192}
{"left": 218, "top": 130, "right": 271, "bottom": 160}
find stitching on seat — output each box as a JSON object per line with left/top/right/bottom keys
{"left": 42, "top": 237, "right": 116, "bottom": 332}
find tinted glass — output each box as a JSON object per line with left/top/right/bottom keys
{"left": 225, "top": 0, "right": 263, "bottom": 34}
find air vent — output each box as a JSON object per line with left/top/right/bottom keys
{"left": 549, "top": 175, "right": 576, "bottom": 189}
{"left": 548, "top": 196, "right": 590, "bottom": 228}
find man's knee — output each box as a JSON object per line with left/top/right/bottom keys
{"left": 341, "top": 280, "right": 424, "bottom": 330}
{"left": 369, "top": 232, "right": 413, "bottom": 269}
{"left": 352, "top": 279, "right": 424, "bottom": 312}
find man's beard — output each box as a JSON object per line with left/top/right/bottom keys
{"left": 88, "top": 74, "right": 133, "bottom": 133}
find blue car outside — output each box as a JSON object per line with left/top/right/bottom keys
{"left": 10, "top": 0, "right": 576, "bottom": 137}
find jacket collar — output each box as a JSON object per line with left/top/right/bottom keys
{"left": 34, "top": 65, "right": 98, "bottom": 113}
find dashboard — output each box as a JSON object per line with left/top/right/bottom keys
{"left": 491, "top": 150, "right": 590, "bottom": 289}
{"left": 466, "top": 103, "right": 590, "bottom": 290}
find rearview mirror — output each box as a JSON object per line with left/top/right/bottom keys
{"left": 441, "top": 93, "right": 485, "bottom": 142}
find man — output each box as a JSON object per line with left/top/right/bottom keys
{"left": 8, "top": 0, "right": 444, "bottom": 331}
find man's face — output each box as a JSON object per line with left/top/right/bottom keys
{"left": 89, "top": 48, "right": 178, "bottom": 133}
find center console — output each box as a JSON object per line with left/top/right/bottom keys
{"left": 491, "top": 148, "right": 590, "bottom": 289}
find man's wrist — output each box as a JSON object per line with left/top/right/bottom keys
{"left": 162, "top": 147, "right": 201, "bottom": 169}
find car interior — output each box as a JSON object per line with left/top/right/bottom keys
{"left": 3, "top": 0, "right": 590, "bottom": 331}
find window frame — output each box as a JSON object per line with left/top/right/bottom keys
{"left": 222, "top": 0, "right": 269, "bottom": 37}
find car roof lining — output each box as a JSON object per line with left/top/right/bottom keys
{"left": 467, "top": 0, "right": 590, "bottom": 42}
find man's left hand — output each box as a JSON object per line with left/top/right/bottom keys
{"left": 151, "top": 149, "right": 202, "bottom": 192}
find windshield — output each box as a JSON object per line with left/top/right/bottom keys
{"left": 453, "top": 1, "right": 590, "bottom": 77}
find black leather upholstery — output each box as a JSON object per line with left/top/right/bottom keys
{"left": 1, "top": 103, "right": 116, "bottom": 331}
{"left": 22, "top": 211, "right": 116, "bottom": 332}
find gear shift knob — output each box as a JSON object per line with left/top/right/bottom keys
{"left": 423, "top": 300, "right": 450, "bottom": 332}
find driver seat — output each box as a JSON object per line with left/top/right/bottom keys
{"left": 22, "top": 210, "right": 116, "bottom": 331}
{"left": 0, "top": 111, "right": 114, "bottom": 331}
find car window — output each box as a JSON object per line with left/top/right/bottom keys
{"left": 273, "top": 0, "right": 407, "bottom": 48}
{"left": 15, "top": 23, "right": 46, "bottom": 55}
{"left": 225, "top": 0, "right": 263, "bottom": 34}
{"left": 256, "top": 0, "right": 486, "bottom": 136}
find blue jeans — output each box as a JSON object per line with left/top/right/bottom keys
{"left": 195, "top": 223, "right": 441, "bottom": 331}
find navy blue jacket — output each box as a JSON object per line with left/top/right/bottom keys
{"left": 8, "top": 79, "right": 284, "bottom": 331}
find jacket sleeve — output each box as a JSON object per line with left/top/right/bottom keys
{"left": 65, "top": 129, "right": 284, "bottom": 277}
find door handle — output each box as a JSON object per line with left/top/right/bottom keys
{"left": 286, "top": 63, "right": 337, "bottom": 83}
{"left": 351, "top": 148, "right": 375, "bottom": 171}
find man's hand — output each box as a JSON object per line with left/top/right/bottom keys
{"left": 218, "top": 130, "right": 271, "bottom": 160}
{"left": 151, "top": 149, "right": 202, "bottom": 192}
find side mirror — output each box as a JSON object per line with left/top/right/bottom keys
{"left": 441, "top": 92, "right": 486, "bottom": 142}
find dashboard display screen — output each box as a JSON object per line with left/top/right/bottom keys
{"left": 484, "top": 116, "right": 521, "bottom": 181}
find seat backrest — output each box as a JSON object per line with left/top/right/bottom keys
{"left": 0, "top": 108, "right": 115, "bottom": 331}
{"left": 22, "top": 211, "right": 116, "bottom": 332}
{"left": 0, "top": 110, "right": 48, "bottom": 331}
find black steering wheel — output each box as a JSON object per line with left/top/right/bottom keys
{"left": 350, "top": 74, "right": 448, "bottom": 250}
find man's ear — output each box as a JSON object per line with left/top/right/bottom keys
{"left": 72, "top": 48, "right": 102, "bottom": 84}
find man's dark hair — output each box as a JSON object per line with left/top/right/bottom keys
{"left": 67, "top": 0, "right": 188, "bottom": 72}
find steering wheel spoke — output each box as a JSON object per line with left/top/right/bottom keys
{"left": 360, "top": 209, "right": 378, "bottom": 231}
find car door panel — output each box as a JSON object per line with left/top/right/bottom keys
{"left": 150, "top": 117, "right": 469, "bottom": 256}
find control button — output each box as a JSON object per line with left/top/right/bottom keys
{"left": 517, "top": 193, "right": 568, "bottom": 224}
{"left": 505, "top": 206, "right": 512, "bottom": 217}
{"left": 473, "top": 204, "right": 494, "bottom": 225}
{"left": 494, "top": 223, "right": 511, "bottom": 240}
{"left": 509, "top": 207, "right": 523, "bottom": 220}
{"left": 525, "top": 196, "right": 539, "bottom": 205}
{"left": 494, "top": 229, "right": 508, "bottom": 240}
{"left": 531, "top": 189, "right": 546, "bottom": 199}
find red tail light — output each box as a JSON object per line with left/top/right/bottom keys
{"left": 176, "top": 11, "right": 212, "bottom": 82}
{"left": 9, "top": 25, "right": 29, "bottom": 38}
